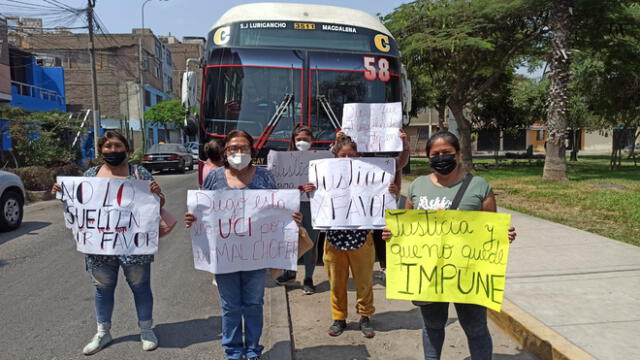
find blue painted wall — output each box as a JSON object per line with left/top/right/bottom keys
{"left": 143, "top": 85, "right": 172, "bottom": 146}
{"left": 10, "top": 58, "right": 66, "bottom": 112}
{"left": 0, "top": 119, "right": 11, "bottom": 151}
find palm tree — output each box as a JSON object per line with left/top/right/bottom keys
{"left": 543, "top": 0, "right": 573, "bottom": 181}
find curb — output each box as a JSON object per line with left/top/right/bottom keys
{"left": 489, "top": 299, "right": 596, "bottom": 360}
{"left": 264, "top": 283, "right": 294, "bottom": 360}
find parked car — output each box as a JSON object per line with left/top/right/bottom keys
{"left": 0, "top": 170, "right": 26, "bottom": 232}
{"left": 184, "top": 141, "right": 199, "bottom": 162}
{"left": 142, "top": 143, "right": 194, "bottom": 173}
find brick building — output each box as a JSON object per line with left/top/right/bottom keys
{"left": 159, "top": 35, "right": 204, "bottom": 100}
{"left": 9, "top": 22, "right": 176, "bottom": 148}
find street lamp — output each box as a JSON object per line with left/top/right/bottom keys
{"left": 138, "top": 0, "right": 168, "bottom": 152}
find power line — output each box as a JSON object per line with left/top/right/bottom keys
{"left": 2, "top": 0, "right": 64, "bottom": 10}
{"left": 42, "top": 0, "right": 81, "bottom": 13}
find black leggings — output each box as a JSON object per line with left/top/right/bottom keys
{"left": 372, "top": 229, "right": 386, "bottom": 269}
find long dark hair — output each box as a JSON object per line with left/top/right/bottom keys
{"left": 288, "top": 124, "right": 314, "bottom": 151}
{"left": 425, "top": 131, "right": 460, "bottom": 157}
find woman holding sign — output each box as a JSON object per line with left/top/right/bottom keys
{"left": 52, "top": 131, "right": 164, "bottom": 355}
{"left": 336, "top": 129, "right": 410, "bottom": 283}
{"left": 382, "top": 131, "right": 516, "bottom": 360}
{"left": 184, "top": 130, "right": 302, "bottom": 360}
{"left": 275, "top": 124, "right": 321, "bottom": 294}
{"left": 304, "top": 136, "right": 399, "bottom": 339}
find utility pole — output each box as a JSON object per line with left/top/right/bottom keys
{"left": 138, "top": 31, "right": 146, "bottom": 152}
{"left": 139, "top": 0, "right": 152, "bottom": 153}
{"left": 87, "top": 0, "right": 100, "bottom": 158}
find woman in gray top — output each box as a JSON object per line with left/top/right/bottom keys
{"left": 382, "top": 131, "right": 516, "bottom": 360}
{"left": 52, "top": 131, "right": 164, "bottom": 355}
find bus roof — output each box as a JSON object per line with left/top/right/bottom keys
{"left": 212, "top": 2, "right": 393, "bottom": 37}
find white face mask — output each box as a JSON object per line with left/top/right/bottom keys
{"left": 227, "top": 153, "right": 251, "bottom": 170}
{"left": 295, "top": 141, "right": 312, "bottom": 151}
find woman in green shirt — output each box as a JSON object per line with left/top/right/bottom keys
{"left": 382, "top": 131, "right": 516, "bottom": 360}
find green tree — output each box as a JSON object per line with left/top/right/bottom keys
{"left": 385, "top": 0, "right": 546, "bottom": 170}
{"left": 144, "top": 98, "right": 185, "bottom": 143}
{"left": 540, "top": 0, "right": 640, "bottom": 175}
{"left": 5, "top": 108, "right": 80, "bottom": 167}
{"left": 471, "top": 72, "right": 539, "bottom": 163}
{"left": 572, "top": 36, "right": 640, "bottom": 169}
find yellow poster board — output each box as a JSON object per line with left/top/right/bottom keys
{"left": 385, "top": 209, "right": 511, "bottom": 312}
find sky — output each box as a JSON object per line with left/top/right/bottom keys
{"left": 2, "top": 0, "right": 407, "bottom": 40}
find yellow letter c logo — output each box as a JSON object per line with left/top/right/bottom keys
{"left": 214, "top": 26, "right": 230, "bottom": 45}
{"left": 374, "top": 34, "right": 390, "bottom": 52}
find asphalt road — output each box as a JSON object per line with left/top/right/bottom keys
{"left": 0, "top": 171, "right": 225, "bottom": 360}
{"left": 1, "top": 170, "right": 537, "bottom": 360}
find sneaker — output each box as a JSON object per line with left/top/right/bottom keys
{"left": 359, "top": 316, "right": 375, "bottom": 338}
{"left": 275, "top": 270, "right": 296, "bottom": 285}
{"left": 140, "top": 329, "right": 158, "bottom": 351}
{"left": 327, "top": 320, "right": 347, "bottom": 337}
{"left": 82, "top": 332, "right": 112, "bottom": 355}
{"left": 302, "top": 278, "right": 316, "bottom": 295}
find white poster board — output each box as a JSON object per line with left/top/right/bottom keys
{"left": 309, "top": 158, "right": 396, "bottom": 229}
{"left": 187, "top": 189, "right": 300, "bottom": 274}
{"left": 56, "top": 176, "right": 160, "bottom": 255}
{"left": 341, "top": 102, "right": 402, "bottom": 152}
{"left": 266, "top": 150, "right": 332, "bottom": 201}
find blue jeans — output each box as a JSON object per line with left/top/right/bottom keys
{"left": 216, "top": 268, "right": 266, "bottom": 359}
{"left": 419, "top": 302, "right": 492, "bottom": 360}
{"left": 88, "top": 262, "right": 153, "bottom": 324}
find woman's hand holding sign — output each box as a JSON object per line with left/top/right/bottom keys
{"left": 51, "top": 183, "right": 61, "bottom": 196}
{"left": 508, "top": 226, "right": 516, "bottom": 243}
{"left": 185, "top": 212, "right": 197, "bottom": 228}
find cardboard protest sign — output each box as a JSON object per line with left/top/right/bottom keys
{"left": 57, "top": 176, "right": 160, "bottom": 255}
{"left": 309, "top": 158, "right": 396, "bottom": 229}
{"left": 385, "top": 209, "right": 511, "bottom": 312}
{"left": 187, "top": 189, "right": 300, "bottom": 274}
{"left": 341, "top": 102, "right": 402, "bottom": 152}
{"left": 266, "top": 150, "right": 332, "bottom": 201}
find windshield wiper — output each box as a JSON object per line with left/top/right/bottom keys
{"left": 254, "top": 93, "right": 294, "bottom": 150}
{"left": 317, "top": 94, "right": 342, "bottom": 130}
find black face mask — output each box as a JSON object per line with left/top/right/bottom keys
{"left": 102, "top": 151, "right": 127, "bottom": 166}
{"left": 429, "top": 153, "right": 457, "bottom": 175}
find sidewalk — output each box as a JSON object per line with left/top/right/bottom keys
{"left": 283, "top": 263, "right": 535, "bottom": 360}
{"left": 492, "top": 208, "right": 640, "bottom": 360}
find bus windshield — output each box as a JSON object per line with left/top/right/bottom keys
{"left": 202, "top": 48, "right": 401, "bottom": 145}
{"left": 203, "top": 65, "right": 302, "bottom": 142}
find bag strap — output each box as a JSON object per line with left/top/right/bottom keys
{"left": 449, "top": 173, "right": 473, "bottom": 210}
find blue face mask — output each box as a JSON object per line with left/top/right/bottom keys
{"left": 429, "top": 154, "right": 457, "bottom": 175}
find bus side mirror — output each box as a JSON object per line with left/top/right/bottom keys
{"left": 182, "top": 71, "right": 198, "bottom": 109}
{"left": 185, "top": 114, "right": 198, "bottom": 137}
{"left": 401, "top": 65, "right": 412, "bottom": 126}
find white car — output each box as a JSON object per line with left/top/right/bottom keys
{"left": 184, "top": 141, "right": 199, "bottom": 162}
{"left": 0, "top": 170, "right": 25, "bottom": 232}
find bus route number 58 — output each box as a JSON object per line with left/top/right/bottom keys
{"left": 363, "top": 56, "right": 390, "bottom": 82}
